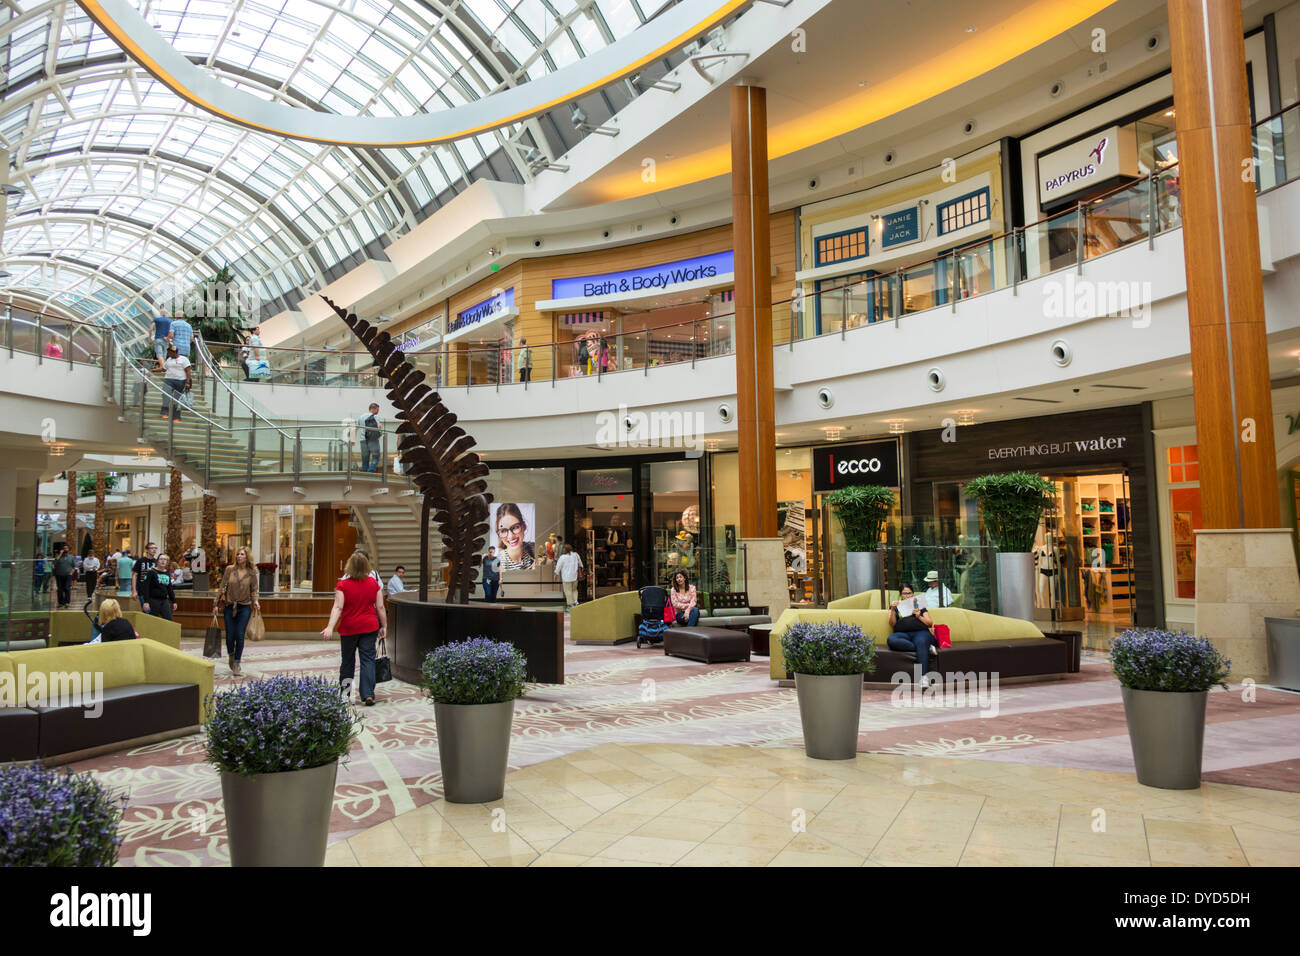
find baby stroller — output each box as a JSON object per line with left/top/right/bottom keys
{"left": 636, "top": 586, "right": 670, "bottom": 648}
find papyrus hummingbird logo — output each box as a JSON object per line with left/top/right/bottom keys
{"left": 1089, "top": 137, "right": 1109, "bottom": 166}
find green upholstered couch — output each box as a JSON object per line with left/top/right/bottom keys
{"left": 48, "top": 609, "right": 182, "bottom": 650}
{"left": 570, "top": 591, "right": 641, "bottom": 645}
{"left": 768, "top": 606, "right": 1044, "bottom": 680}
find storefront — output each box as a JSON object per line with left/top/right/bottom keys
{"left": 906, "top": 404, "right": 1163, "bottom": 628}
{"left": 480, "top": 455, "right": 702, "bottom": 602}
{"left": 709, "top": 439, "right": 904, "bottom": 606}
{"left": 795, "top": 142, "right": 1010, "bottom": 337}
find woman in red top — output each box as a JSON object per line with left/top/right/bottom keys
{"left": 321, "top": 551, "right": 387, "bottom": 706}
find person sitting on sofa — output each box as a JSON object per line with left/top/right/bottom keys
{"left": 96, "top": 599, "right": 137, "bottom": 643}
{"left": 669, "top": 570, "right": 700, "bottom": 627}
{"left": 887, "top": 584, "right": 939, "bottom": 676}
{"left": 922, "top": 570, "right": 954, "bottom": 608}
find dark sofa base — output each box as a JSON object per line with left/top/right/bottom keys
{"left": 865, "top": 638, "right": 1070, "bottom": 683}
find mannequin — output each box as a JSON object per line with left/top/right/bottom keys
{"left": 1034, "top": 537, "right": 1056, "bottom": 609}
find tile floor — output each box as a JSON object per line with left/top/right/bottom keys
{"left": 328, "top": 742, "right": 1300, "bottom": 867}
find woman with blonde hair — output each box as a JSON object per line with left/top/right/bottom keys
{"left": 213, "top": 546, "right": 260, "bottom": 676}
{"left": 96, "top": 599, "right": 136, "bottom": 642}
{"left": 321, "top": 550, "right": 387, "bottom": 706}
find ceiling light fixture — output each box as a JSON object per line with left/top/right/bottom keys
{"left": 824, "top": 426, "right": 843, "bottom": 441}
{"left": 955, "top": 409, "right": 976, "bottom": 427}
{"left": 889, "top": 421, "right": 905, "bottom": 434}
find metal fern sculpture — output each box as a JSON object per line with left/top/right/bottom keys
{"left": 322, "top": 296, "right": 492, "bottom": 603}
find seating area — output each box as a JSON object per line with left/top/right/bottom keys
{"left": 828, "top": 589, "right": 963, "bottom": 610}
{"left": 767, "top": 606, "right": 1065, "bottom": 683}
{"left": 48, "top": 609, "right": 183, "bottom": 649}
{"left": 0, "top": 640, "right": 214, "bottom": 763}
{"left": 573, "top": 589, "right": 772, "bottom": 645}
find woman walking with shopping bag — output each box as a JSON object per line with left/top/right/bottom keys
{"left": 212, "top": 547, "right": 259, "bottom": 676}
{"left": 321, "top": 550, "right": 387, "bottom": 707}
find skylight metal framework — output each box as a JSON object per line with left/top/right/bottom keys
{"left": 1, "top": 0, "right": 693, "bottom": 333}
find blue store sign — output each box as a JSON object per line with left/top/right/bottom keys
{"left": 552, "top": 250, "right": 734, "bottom": 300}
{"left": 449, "top": 288, "right": 514, "bottom": 336}
{"left": 879, "top": 207, "right": 920, "bottom": 249}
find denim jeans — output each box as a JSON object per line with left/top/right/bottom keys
{"left": 55, "top": 574, "right": 73, "bottom": 608}
{"left": 360, "top": 439, "right": 380, "bottom": 473}
{"left": 224, "top": 603, "right": 252, "bottom": 661}
{"left": 675, "top": 607, "right": 699, "bottom": 627}
{"left": 887, "top": 630, "right": 939, "bottom": 676}
{"left": 162, "top": 378, "right": 186, "bottom": 419}
{"left": 483, "top": 579, "right": 499, "bottom": 602}
{"left": 147, "top": 600, "right": 173, "bottom": 621}
{"left": 340, "top": 631, "right": 377, "bottom": 701}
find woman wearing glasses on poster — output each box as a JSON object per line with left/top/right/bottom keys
{"left": 494, "top": 503, "right": 535, "bottom": 570}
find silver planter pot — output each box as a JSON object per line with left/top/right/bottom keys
{"left": 1120, "top": 687, "right": 1208, "bottom": 789}
{"left": 794, "top": 672, "right": 864, "bottom": 760}
{"left": 221, "top": 760, "right": 338, "bottom": 866}
{"left": 845, "top": 551, "right": 882, "bottom": 597}
{"left": 996, "top": 552, "right": 1036, "bottom": 621}
{"left": 435, "top": 699, "right": 516, "bottom": 803}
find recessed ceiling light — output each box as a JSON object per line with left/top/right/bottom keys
{"left": 966, "top": 26, "right": 977, "bottom": 33}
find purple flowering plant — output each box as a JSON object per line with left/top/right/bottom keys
{"left": 1111, "top": 627, "right": 1231, "bottom": 693}
{"left": 781, "top": 620, "right": 876, "bottom": 676}
{"left": 204, "top": 675, "right": 359, "bottom": 776}
{"left": 420, "top": 637, "right": 527, "bottom": 705}
{"left": 0, "top": 763, "right": 127, "bottom": 866}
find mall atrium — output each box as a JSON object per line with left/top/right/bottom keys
{"left": 1, "top": 0, "right": 1299, "bottom": 888}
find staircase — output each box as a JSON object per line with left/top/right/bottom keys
{"left": 352, "top": 499, "right": 437, "bottom": 581}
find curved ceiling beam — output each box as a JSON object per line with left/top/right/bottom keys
{"left": 76, "top": 0, "right": 746, "bottom": 147}
{"left": 3, "top": 253, "right": 157, "bottom": 318}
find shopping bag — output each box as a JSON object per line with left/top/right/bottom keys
{"left": 248, "top": 359, "right": 270, "bottom": 379}
{"left": 245, "top": 608, "right": 266, "bottom": 642}
{"left": 203, "top": 614, "right": 223, "bottom": 658}
{"left": 663, "top": 605, "right": 675, "bottom": 624}
{"left": 374, "top": 638, "right": 392, "bottom": 684}
{"left": 934, "top": 624, "right": 952, "bottom": 649}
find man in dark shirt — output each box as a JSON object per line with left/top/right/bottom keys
{"left": 133, "top": 542, "right": 158, "bottom": 610}
{"left": 53, "top": 546, "right": 77, "bottom": 609}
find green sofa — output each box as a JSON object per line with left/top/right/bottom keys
{"left": 829, "top": 589, "right": 963, "bottom": 610}
{"left": 768, "top": 606, "right": 1051, "bottom": 681}
{"left": 570, "top": 591, "right": 641, "bottom": 645}
{"left": 48, "top": 609, "right": 182, "bottom": 650}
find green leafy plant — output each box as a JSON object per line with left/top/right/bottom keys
{"left": 1111, "top": 628, "right": 1231, "bottom": 692}
{"left": 204, "top": 675, "right": 358, "bottom": 775}
{"left": 185, "top": 265, "right": 252, "bottom": 363}
{"left": 781, "top": 621, "right": 876, "bottom": 675}
{"left": 964, "top": 472, "right": 1056, "bottom": 552}
{"left": 76, "top": 473, "right": 120, "bottom": 497}
{"left": 825, "top": 484, "right": 895, "bottom": 552}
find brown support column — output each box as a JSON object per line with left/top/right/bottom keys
{"left": 731, "top": 83, "right": 777, "bottom": 539}
{"left": 1168, "top": 0, "right": 1278, "bottom": 528}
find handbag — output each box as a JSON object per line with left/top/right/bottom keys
{"left": 245, "top": 607, "right": 266, "bottom": 642}
{"left": 663, "top": 605, "right": 675, "bottom": 624}
{"left": 203, "top": 614, "right": 223, "bottom": 658}
{"left": 934, "top": 623, "right": 952, "bottom": 649}
{"left": 374, "top": 637, "right": 392, "bottom": 683}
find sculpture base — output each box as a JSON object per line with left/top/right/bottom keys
{"left": 388, "top": 595, "right": 565, "bottom": 684}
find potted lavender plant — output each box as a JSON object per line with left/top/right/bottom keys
{"left": 206, "top": 675, "right": 358, "bottom": 866}
{"left": 781, "top": 620, "right": 875, "bottom": 760}
{"left": 0, "top": 763, "right": 126, "bottom": 866}
{"left": 421, "top": 638, "right": 527, "bottom": 803}
{"left": 1111, "top": 628, "right": 1231, "bottom": 789}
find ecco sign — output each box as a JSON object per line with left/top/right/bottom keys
{"left": 812, "top": 440, "right": 900, "bottom": 492}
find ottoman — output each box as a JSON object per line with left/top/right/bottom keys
{"left": 663, "top": 626, "right": 752, "bottom": 664}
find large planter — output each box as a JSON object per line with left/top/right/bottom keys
{"left": 435, "top": 699, "right": 515, "bottom": 802}
{"left": 1120, "top": 687, "right": 1207, "bottom": 789}
{"left": 221, "top": 759, "right": 338, "bottom": 866}
{"left": 793, "top": 672, "right": 864, "bottom": 760}
{"left": 257, "top": 570, "right": 276, "bottom": 594}
{"left": 845, "top": 550, "right": 882, "bottom": 597}
{"left": 192, "top": 571, "right": 210, "bottom": 592}
{"left": 995, "top": 552, "right": 1035, "bottom": 622}
{"left": 1265, "top": 617, "right": 1300, "bottom": 691}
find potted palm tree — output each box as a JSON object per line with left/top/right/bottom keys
{"left": 963, "top": 472, "right": 1055, "bottom": 621}
{"left": 0, "top": 763, "right": 126, "bottom": 865}
{"left": 1112, "top": 628, "right": 1230, "bottom": 789}
{"left": 781, "top": 621, "right": 875, "bottom": 760}
{"left": 825, "top": 484, "right": 895, "bottom": 596}
{"left": 206, "top": 675, "right": 358, "bottom": 866}
{"left": 421, "top": 638, "right": 527, "bottom": 803}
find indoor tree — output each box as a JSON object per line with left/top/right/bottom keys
{"left": 184, "top": 265, "right": 253, "bottom": 365}
{"left": 963, "top": 472, "right": 1056, "bottom": 552}
{"left": 824, "top": 484, "right": 895, "bottom": 552}
{"left": 93, "top": 473, "right": 108, "bottom": 558}
{"left": 166, "top": 467, "right": 184, "bottom": 559}
{"left": 65, "top": 471, "right": 77, "bottom": 554}
{"left": 202, "top": 493, "right": 219, "bottom": 584}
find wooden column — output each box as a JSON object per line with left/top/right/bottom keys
{"left": 1168, "top": 0, "right": 1278, "bottom": 528}
{"left": 731, "top": 84, "right": 777, "bottom": 538}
